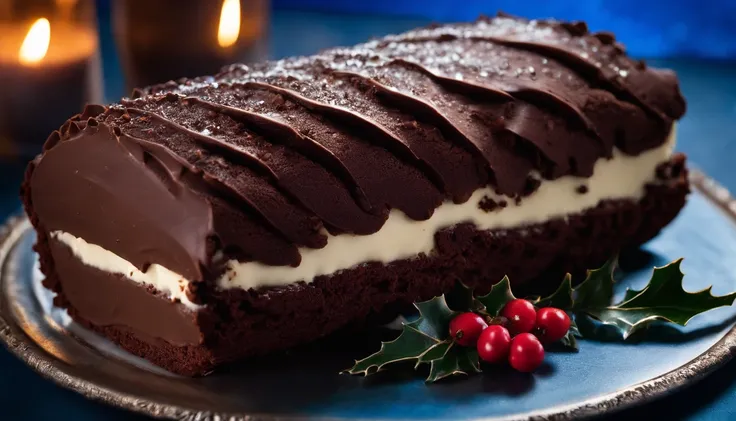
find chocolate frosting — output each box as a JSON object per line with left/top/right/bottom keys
{"left": 49, "top": 238, "right": 203, "bottom": 346}
{"left": 28, "top": 14, "right": 686, "bottom": 281}
{"left": 31, "top": 118, "right": 212, "bottom": 281}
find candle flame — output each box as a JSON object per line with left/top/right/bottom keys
{"left": 217, "top": 0, "right": 241, "bottom": 48}
{"left": 19, "top": 18, "right": 51, "bottom": 65}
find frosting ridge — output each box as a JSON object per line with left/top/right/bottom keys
{"left": 30, "top": 14, "right": 686, "bottom": 279}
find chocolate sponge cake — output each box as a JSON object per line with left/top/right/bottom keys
{"left": 21, "top": 14, "right": 689, "bottom": 376}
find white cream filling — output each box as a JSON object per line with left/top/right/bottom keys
{"left": 50, "top": 231, "right": 201, "bottom": 309}
{"left": 221, "top": 128, "right": 677, "bottom": 289}
{"left": 52, "top": 129, "right": 676, "bottom": 301}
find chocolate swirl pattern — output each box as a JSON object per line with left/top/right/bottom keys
{"left": 19, "top": 14, "right": 692, "bottom": 375}
{"left": 30, "top": 14, "right": 685, "bottom": 279}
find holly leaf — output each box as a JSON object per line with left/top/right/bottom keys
{"left": 347, "top": 256, "right": 736, "bottom": 382}
{"left": 477, "top": 276, "right": 515, "bottom": 316}
{"left": 445, "top": 282, "right": 484, "bottom": 312}
{"left": 407, "top": 295, "right": 456, "bottom": 339}
{"left": 536, "top": 274, "right": 574, "bottom": 308}
{"left": 573, "top": 257, "right": 617, "bottom": 310}
{"left": 417, "top": 341, "right": 453, "bottom": 365}
{"left": 345, "top": 295, "right": 456, "bottom": 376}
{"left": 622, "top": 287, "right": 643, "bottom": 303}
{"left": 557, "top": 317, "right": 580, "bottom": 351}
{"left": 426, "top": 344, "right": 481, "bottom": 382}
{"left": 569, "top": 319, "right": 582, "bottom": 337}
{"left": 344, "top": 325, "right": 442, "bottom": 375}
{"left": 586, "top": 259, "right": 736, "bottom": 339}
{"left": 559, "top": 331, "right": 578, "bottom": 350}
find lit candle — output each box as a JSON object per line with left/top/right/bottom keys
{"left": 113, "top": 0, "right": 268, "bottom": 93}
{"left": 0, "top": 5, "right": 101, "bottom": 157}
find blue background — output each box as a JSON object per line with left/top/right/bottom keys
{"left": 271, "top": 0, "right": 736, "bottom": 59}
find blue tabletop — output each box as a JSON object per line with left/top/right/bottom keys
{"left": 1, "top": 9, "right": 736, "bottom": 421}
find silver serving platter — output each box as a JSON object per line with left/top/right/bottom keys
{"left": 2, "top": 170, "right": 736, "bottom": 421}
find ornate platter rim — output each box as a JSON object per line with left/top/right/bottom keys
{"left": 1, "top": 169, "right": 735, "bottom": 421}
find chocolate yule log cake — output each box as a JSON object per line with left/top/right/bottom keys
{"left": 21, "top": 14, "right": 689, "bottom": 376}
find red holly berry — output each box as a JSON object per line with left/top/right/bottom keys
{"left": 501, "top": 299, "right": 537, "bottom": 335}
{"left": 449, "top": 312, "right": 488, "bottom": 346}
{"left": 476, "top": 325, "right": 511, "bottom": 363}
{"left": 509, "top": 333, "right": 545, "bottom": 373}
{"left": 535, "top": 307, "right": 572, "bottom": 343}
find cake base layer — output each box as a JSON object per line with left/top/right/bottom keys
{"left": 37, "top": 240, "right": 218, "bottom": 375}
{"left": 27, "top": 156, "right": 688, "bottom": 376}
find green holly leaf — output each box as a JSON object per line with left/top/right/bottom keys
{"left": 621, "top": 287, "right": 643, "bottom": 303}
{"left": 557, "top": 317, "right": 580, "bottom": 351}
{"left": 416, "top": 341, "right": 453, "bottom": 365}
{"left": 445, "top": 282, "right": 484, "bottom": 312}
{"left": 426, "top": 344, "right": 481, "bottom": 382}
{"left": 407, "top": 295, "right": 456, "bottom": 338}
{"left": 569, "top": 319, "right": 582, "bottom": 337}
{"left": 573, "top": 257, "right": 618, "bottom": 310}
{"left": 347, "top": 255, "right": 736, "bottom": 382}
{"left": 477, "top": 276, "right": 515, "bottom": 316}
{"left": 586, "top": 259, "right": 736, "bottom": 339}
{"left": 559, "top": 331, "right": 578, "bottom": 350}
{"left": 344, "top": 324, "right": 442, "bottom": 375}
{"left": 536, "top": 274, "right": 574, "bottom": 308}
{"left": 345, "top": 295, "right": 456, "bottom": 376}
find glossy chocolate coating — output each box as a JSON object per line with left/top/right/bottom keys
{"left": 29, "top": 15, "right": 685, "bottom": 280}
